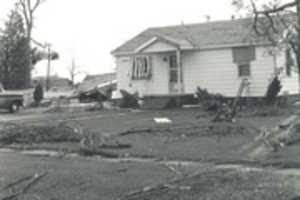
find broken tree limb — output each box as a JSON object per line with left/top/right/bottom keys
{"left": 163, "top": 164, "right": 183, "bottom": 176}
{"left": 23, "top": 172, "right": 48, "bottom": 193}
{"left": 0, "top": 172, "right": 48, "bottom": 200}
{"left": 1, "top": 175, "right": 34, "bottom": 191}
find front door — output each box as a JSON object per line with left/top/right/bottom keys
{"left": 169, "top": 55, "right": 179, "bottom": 93}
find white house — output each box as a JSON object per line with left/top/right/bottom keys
{"left": 111, "top": 18, "right": 299, "bottom": 101}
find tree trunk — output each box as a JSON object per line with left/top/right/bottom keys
{"left": 25, "top": 36, "right": 32, "bottom": 89}
{"left": 296, "top": 0, "right": 300, "bottom": 93}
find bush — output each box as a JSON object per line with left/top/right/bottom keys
{"left": 195, "top": 87, "right": 224, "bottom": 111}
{"left": 33, "top": 83, "right": 44, "bottom": 105}
{"left": 119, "top": 89, "right": 139, "bottom": 108}
{"left": 265, "top": 76, "right": 282, "bottom": 104}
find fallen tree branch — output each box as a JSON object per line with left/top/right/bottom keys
{"left": 1, "top": 175, "right": 34, "bottom": 191}
{"left": 255, "top": 1, "right": 297, "bottom": 14}
{"left": 0, "top": 172, "right": 48, "bottom": 200}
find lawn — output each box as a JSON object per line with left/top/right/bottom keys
{"left": 120, "top": 168, "right": 300, "bottom": 200}
{"left": 0, "top": 105, "right": 294, "bottom": 164}
{"left": 1, "top": 105, "right": 300, "bottom": 200}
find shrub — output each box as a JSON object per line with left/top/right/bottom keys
{"left": 195, "top": 87, "right": 224, "bottom": 111}
{"left": 119, "top": 89, "right": 139, "bottom": 108}
{"left": 33, "top": 83, "right": 44, "bottom": 106}
{"left": 265, "top": 76, "right": 282, "bottom": 104}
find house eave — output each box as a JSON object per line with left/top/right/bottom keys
{"left": 111, "top": 42, "right": 271, "bottom": 57}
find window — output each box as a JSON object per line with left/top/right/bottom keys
{"left": 131, "top": 56, "right": 152, "bottom": 80}
{"left": 233, "top": 46, "right": 255, "bottom": 78}
{"left": 169, "top": 55, "right": 178, "bottom": 82}
{"left": 238, "top": 63, "right": 251, "bottom": 77}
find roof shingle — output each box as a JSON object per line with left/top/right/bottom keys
{"left": 111, "top": 18, "right": 266, "bottom": 55}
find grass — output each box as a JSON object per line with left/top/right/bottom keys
{"left": 1, "top": 105, "right": 300, "bottom": 200}
{"left": 121, "top": 169, "right": 299, "bottom": 200}
{"left": 0, "top": 105, "right": 295, "bottom": 163}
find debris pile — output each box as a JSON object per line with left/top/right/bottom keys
{"left": 0, "top": 122, "right": 83, "bottom": 144}
{"left": 119, "top": 169, "right": 295, "bottom": 200}
{"left": 256, "top": 115, "right": 300, "bottom": 152}
{"left": 120, "top": 123, "right": 257, "bottom": 139}
{"left": 0, "top": 121, "right": 131, "bottom": 157}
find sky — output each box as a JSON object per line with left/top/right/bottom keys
{"left": 0, "top": 0, "right": 239, "bottom": 82}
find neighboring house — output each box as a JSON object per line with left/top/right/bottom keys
{"left": 78, "top": 72, "right": 117, "bottom": 93}
{"left": 32, "top": 76, "right": 71, "bottom": 88}
{"left": 111, "top": 18, "right": 299, "bottom": 100}
{"left": 77, "top": 73, "right": 117, "bottom": 101}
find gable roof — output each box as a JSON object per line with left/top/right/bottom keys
{"left": 111, "top": 18, "right": 268, "bottom": 56}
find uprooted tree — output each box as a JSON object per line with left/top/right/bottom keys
{"left": 232, "top": 0, "right": 300, "bottom": 92}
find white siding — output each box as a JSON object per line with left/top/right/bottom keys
{"left": 116, "top": 53, "right": 169, "bottom": 96}
{"left": 116, "top": 46, "right": 299, "bottom": 97}
{"left": 182, "top": 47, "right": 298, "bottom": 97}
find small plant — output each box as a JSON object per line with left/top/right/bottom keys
{"left": 265, "top": 75, "right": 282, "bottom": 104}
{"left": 33, "top": 83, "right": 44, "bottom": 106}
{"left": 195, "top": 87, "right": 224, "bottom": 111}
{"left": 119, "top": 89, "right": 139, "bottom": 108}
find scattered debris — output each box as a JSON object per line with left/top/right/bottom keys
{"left": 212, "top": 78, "right": 250, "bottom": 123}
{"left": 119, "top": 123, "right": 257, "bottom": 139}
{"left": 253, "top": 115, "right": 300, "bottom": 153}
{"left": 153, "top": 118, "right": 172, "bottom": 124}
{"left": 119, "top": 169, "right": 296, "bottom": 200}
{"left": 0, "top": 122, "right": 83, "bottom": 144}
{"left": 279, "top": 115, "right": 298, "bottom": 129}
{"left": 0, "top": 121, "right": 132, "bottom": 157}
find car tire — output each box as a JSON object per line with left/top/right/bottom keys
{"left": 9, "top": 102, "right": 19, "bottom": 113}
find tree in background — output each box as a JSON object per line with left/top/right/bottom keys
{"left": 232, "top": 0, "right": 300, "bottom": 91}
{"left": 68, "top": 58, "right": 86, "bottom": 86}
{"left": 16, "top": 0, "right": 47, "bottom": 88}
{"left": 0, "top": 9, "right": 30, "bottom": 89}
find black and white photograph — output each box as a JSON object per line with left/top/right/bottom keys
{"left": 1, "top": 0, "right": 300, "bottom": 199}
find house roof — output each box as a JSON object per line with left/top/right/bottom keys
{"left": 111, "top": 18, "right": 268, "bottom": 55}
{"left": 78, "top": 72, "right": 116, "bottom": 93}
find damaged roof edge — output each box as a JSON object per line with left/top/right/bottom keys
{"left": 111, "top": 42, "right": 271, "bottom": 57}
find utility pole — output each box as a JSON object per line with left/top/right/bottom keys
{"left": 45, "top": 43, "right": 52, "bottom": 91}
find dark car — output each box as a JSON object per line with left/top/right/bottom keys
{"left": 0, "top": 91, "right": 24, "bottom": 113}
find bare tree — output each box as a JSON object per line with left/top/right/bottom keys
{"left": 68, "top": 58, "right": 86, "bottom": 86}
{"left": 232, "top": 0, "right": 300, "bottom": 90}
{"left": 16, "top": 0, "right": 46, "bottom": 88}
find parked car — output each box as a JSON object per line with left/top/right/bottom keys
{"left": 0, "top": 89, "right": 24, "bottom": 113}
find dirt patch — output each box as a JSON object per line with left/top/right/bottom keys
{"left": 120, "top": 169, "right": 298, "bottom": 200}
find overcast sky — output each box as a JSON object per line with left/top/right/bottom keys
{"left": 0, "top": 0, "right": 240, "bottom": 82}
